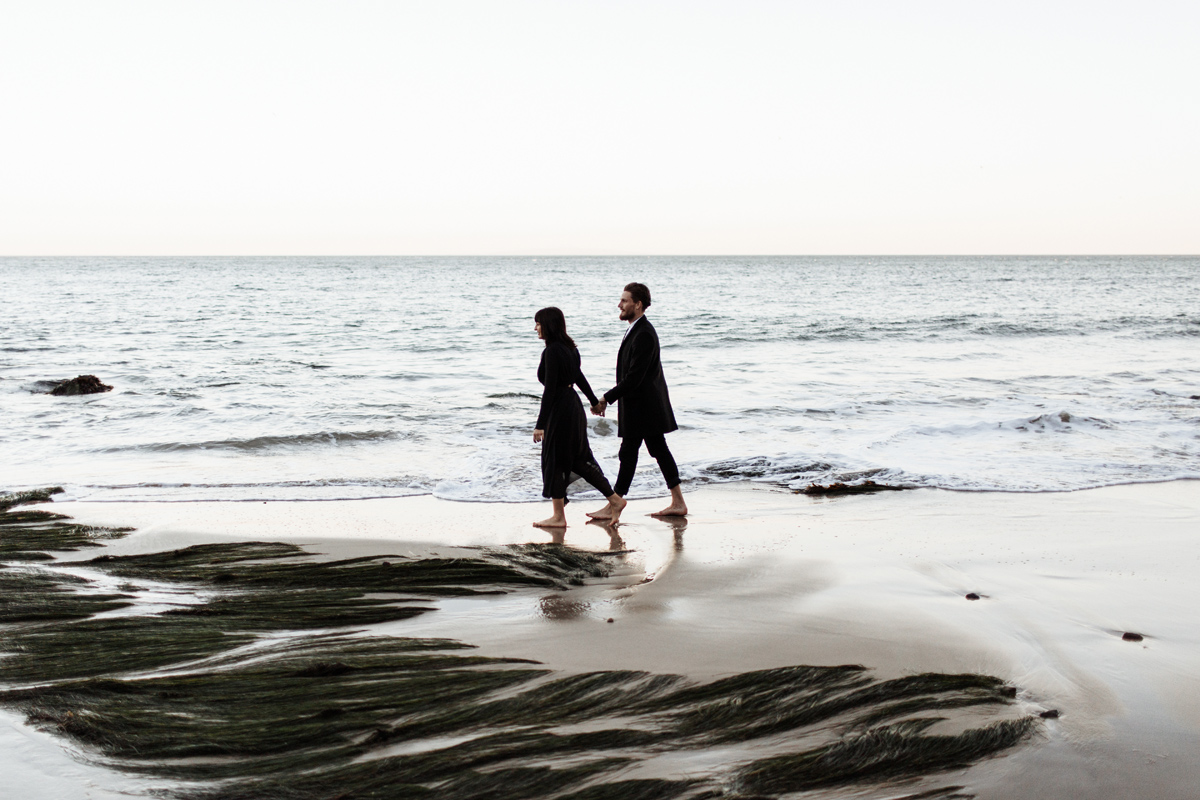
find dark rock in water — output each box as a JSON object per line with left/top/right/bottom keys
{"left": 1039, "top": 709, "right": 1060, "bottom": 719}
{"left": 49, "top": 375, "right": 113, "bottom": 396}
{"left": 965, "top": 593, "right": 981, "bottom": 601}
{"left": 800, "top": 480, "right": 908, "bottom": 496}
{"left": 1122, "top": 632, "right": 1144, "bottom": 642}
{"left": 1000, "top": 686, "right": 1017, "bottom": 698}
{"left": 607, "top": 618, "right": 615, "bottom": 623}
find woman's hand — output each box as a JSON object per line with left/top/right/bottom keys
{"left": 533, "top": 429, "right": 544, "bottom": 443}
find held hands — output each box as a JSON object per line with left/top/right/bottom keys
{"left": 533, "top": 429, "right": 544, "bottom": 443}
{"left": 590, "top": 400, "right": 608, "bottom": 417}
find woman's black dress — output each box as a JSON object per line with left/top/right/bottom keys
{"left": 536, "top": 341, "right": 614, "bottom": 500}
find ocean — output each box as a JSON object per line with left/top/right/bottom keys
{"left": 3, "top": 255, "right": 1198, "bottom": 502}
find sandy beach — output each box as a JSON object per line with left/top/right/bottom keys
{"left": 6, "top": 480, "right": 1192, "bottom": 799}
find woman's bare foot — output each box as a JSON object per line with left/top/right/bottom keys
{"left": 535, "top": 498, "right": 567, "bottom": 528}
{"left": 608, "top": 495, "right": 627, "bottom": 523}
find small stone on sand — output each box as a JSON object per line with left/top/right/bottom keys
{"left": 1122, "top": 632, "right": 1144, "bottom": 642}
{"left": 965, "top": 593, "right": 981, "bottom": 600}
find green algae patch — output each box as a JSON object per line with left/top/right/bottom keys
{"left": 71, "top": 539, "right": 609, "bottom": 594}
{"left": 0, "top": 487, "right": 67, "bottom": 508}
{"left": 1, "top": 494, "right": 1038, "bottom": 800}
{"left": 0, "top": 487, "right": 138, "bottom": 625}
{"left": 0, "top": 568, "right": 133, "bottom": 624}
{"left": 1, "top": 486, "right": 134, "bottom": 564}
{"left": 737, "top": 717, "right": 1036, "bottom": 794}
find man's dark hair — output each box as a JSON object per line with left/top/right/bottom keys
{"left": 624, "top": 282, "right": 651, "bottom": 310}
{"left": 534, "top": 307, "right": 576, "bottom": 349}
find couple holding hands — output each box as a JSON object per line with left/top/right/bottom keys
{"left": 533, "top": 282, "right": 686, "bottom": 528}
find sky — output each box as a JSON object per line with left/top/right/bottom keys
{"left": 2, "top": 0, "right": 1197, "bottom": 255}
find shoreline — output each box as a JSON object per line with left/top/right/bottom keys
{"left": 13, "top": 480, "right": 1200, "bottom": 798}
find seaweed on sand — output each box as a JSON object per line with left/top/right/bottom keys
{"left": 736, "top": 717, "right": 1034, "bottom": 794}
{"left": 0, "top": 487, "right": 133, "bottom": 561}
{"left": 0, "top": 487, "right": 67, "bottom": 509}
{"left": 1, "top": 487, "right": 138, "bottom": 624}
{"left": 1, "top": 495, "right": 1038, "bottom": 800}
{"left": 801, "top": 480, "right": 908, "bottom": 496}
{"left": 0, "top": 567, "right": 133, "bottom": 624}
{"left": 5, "top": 650, "right": 1034, "bottom": 800}
{"left": 2, "top": 540, "right": 612, "bottom": 684}
{"left": 71, "top": 539, "right": 610, "bottom": 593}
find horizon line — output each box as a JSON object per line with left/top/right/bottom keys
{"left": 3, "top": 253, "right": 1197, "bottom": 259}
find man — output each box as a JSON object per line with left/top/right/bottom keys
{"left": 588, "top": 282, "right": 687, "bottom": 518}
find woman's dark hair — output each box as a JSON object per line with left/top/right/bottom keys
{"left": 534, "top": 307, "right": 575, "bottom": 349}
{"left": 624, "top": 282, "right": 651, "bottom": 309}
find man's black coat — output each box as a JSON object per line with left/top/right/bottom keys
{"left": 602, "top": 317, "right": 678, "bottom": 438}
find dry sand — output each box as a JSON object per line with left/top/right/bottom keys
{"left": 27, "top": 480, "right": 1200, "bottom": 799}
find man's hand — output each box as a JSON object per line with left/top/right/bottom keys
{"left": 533, "top": 429, "right": 544, "bottom": 443}
{"left": 591, "top": 400, "right": 608, "bottom": 417}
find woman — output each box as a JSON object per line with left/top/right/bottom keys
{"left": 532, "top": 307, "right": 626, "bottom": 528}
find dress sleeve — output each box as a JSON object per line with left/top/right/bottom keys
{"left": 535, "top": 346, "right": 563, "bottom": 429}
{"left": 575, "top": 350, "right": 600, "bottom": 406}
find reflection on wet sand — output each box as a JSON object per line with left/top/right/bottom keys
{"left": 549, "top": 519, "right": 628, "bottom": 552}
{"left": 587, "top": 518, "right": 626, "bottom": 551}
{"left": 657, "top": 514, "right": 688, "bottom": 550}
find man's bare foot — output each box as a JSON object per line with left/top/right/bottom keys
{"left": 588, "top": 495, "right": 627, "bottom": 522}
{"left": 533, "top": 516, "right": 567, "bottom": 528}
{"left": 650, "top": 502, "right": 687, "bottom": 517}
{"left": 650, "top": 487, "right": 687, "bottom": 517}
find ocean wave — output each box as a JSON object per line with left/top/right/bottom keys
{"left": 58, "top": 478, "right": 431, "bottom": 502}
{"left": 679, "top": 315, "right": 1200, "bottom": 347}
{"left": 999, "top": 412, "right": 1114, "bottom": 433}
{"left": 39, "top": 459, "right": 1200, "bottom": 504}
{"left": 681, "top": 452, "right": 1200, "bottom": 495}
{"left": 888, "top": 411, "right": 1117, "bottom": 439}
{"left": 98, "top": 430, "right": 402, "bottom": 453}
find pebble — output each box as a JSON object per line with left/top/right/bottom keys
{"left": 606, "top": 618, "right": 614, "bottom": 623}
{"left": 965, "top": 593, "right": 981, "bottom": 601}
{"left": 1122, "top": 632, "right": 1144, "bottom": 642}
{"left": 1040, "top": 709, "right": 1060, "bottom": 719}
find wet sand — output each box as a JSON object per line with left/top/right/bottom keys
{"left": 26, "top": 480, "right": 1200, "bottom": 798}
